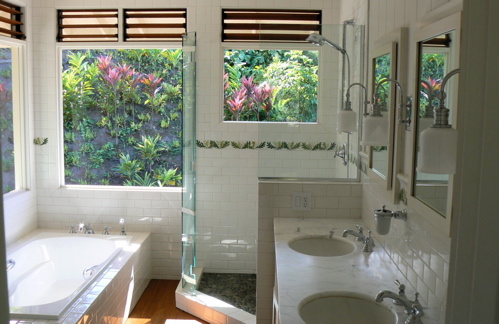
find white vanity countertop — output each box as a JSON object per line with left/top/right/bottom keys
{"left": 274, "top": 218, "right": 437, "bottom": 324}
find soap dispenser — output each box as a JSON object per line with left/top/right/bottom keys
{"left": 374, "top": 205, "right": 393, "bottom": 235}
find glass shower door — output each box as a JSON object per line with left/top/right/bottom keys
{"left": 181, "top": 32, "right": 197, "bottom": 294}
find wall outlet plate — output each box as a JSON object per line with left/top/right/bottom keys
{"left": 292, "top": 192, "right": 312, "bottom": 211}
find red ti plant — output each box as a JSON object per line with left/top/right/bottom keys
{"left": 227, "top": 87, "right": 248, "bottom": 121}
{"left": 141, "top": 73, "right": 164, "bottom": 113}
{"left": 253, "top": 82, "right": 274, "bottom": 120}
{"left": 141, "top": 73, "right": 163, "bottom": 99}
{"left": 97, "top": 55, "right": 114, "bottom": 74}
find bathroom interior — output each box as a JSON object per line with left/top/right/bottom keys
{"left": 0, "top": 0, "right": 497, "bottom": 324}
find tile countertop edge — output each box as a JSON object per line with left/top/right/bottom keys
{"left": 273, "top": 218, "right": 438, "bottom": 324}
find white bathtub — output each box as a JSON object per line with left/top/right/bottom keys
{"left": 7, "top": 231, "right": 132, "bottom": 320}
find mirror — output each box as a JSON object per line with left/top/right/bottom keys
{"left": 413, "top": 19, "right": 460, "bottom": 219}
{"left": 365, "top": 40, "right": 398, "bottom": 190}
{"left": 409, "top": 12, "right": 461, "bottom": 235}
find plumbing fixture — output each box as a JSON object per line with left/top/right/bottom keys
{"left": 306, "top": 33, "right": 351, "bottom": 106}
{"left": 119, "top": 218, "right": 126, "bottom": 235}
{"left": 306, "top": 33, "right": 346, "bottom": 54}
{"left": 328, "top": 230, "right": 334, "bottom": 238}
{"left": 375, "top": 283, "right": 424, "bottom": 324}
{"left": 79, "top": 223, "right": 95, "bottom": 234}
{"left": 393, "top": 279, "right": 407, "bottom": 305}
{"left": 103, "top": 226, "right": 111, "bottom": 235}
{"left": 334, "top": 143, "right": 348, "bottom": 165}
{"left": 373, "top": 205, "right": 407, "bottom": 235}
{"left": 6, "top": 259, "right": 15, "bottom": 271}
{"left": 66, "top": 225, "right": 77, "bottom": 233}
{"left": 342, "top": 228, "right": 375, "bottom": 252}
{"left": 361, "top": 231, "right": 375, "bottom": 252}
{"left": 83, "top": 264, "right": 99, "bottom": 279}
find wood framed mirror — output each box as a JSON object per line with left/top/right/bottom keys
{"left": 364, "top": 28, "right": 408, "bottom": 196}
{"left": 410, "top": 12, "right": 461, "bottom": 235}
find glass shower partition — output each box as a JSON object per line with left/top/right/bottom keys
{"left": 181, "top": 32, "right": 197, "bottom": 294}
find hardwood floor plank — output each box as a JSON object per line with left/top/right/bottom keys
{"left": 126, "top": 280, "right": 209, "bottom": 324}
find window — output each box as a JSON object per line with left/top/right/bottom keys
{"left": 222, "top": 9, "right": 321, "bottom": 123}
{"left": 61, "top": 49, "right": 183, "bottom": 187}
{"left": 58, "top": 8, "right": 187, "bottom": 187}
{"left": 0, "top": 45, "right": 23, "bottom": 194}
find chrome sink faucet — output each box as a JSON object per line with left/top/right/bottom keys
{"left": 342, "top": 226, "right": 375, "bottom": 252}
{"left": 375, "top": 281, "right": 424, "bottom": 324}
{"left": 79, "top": 222, "right": 95, "bottom": 234}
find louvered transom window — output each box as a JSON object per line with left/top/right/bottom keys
{"left": 0, "top": 0, "right": 25, "bottom": 40}
{"left": 124, "top": 9, "right": 186, "bottom": 42}
{"left": 57, "top": 10, "right": 119, "bottom": 42}
{"left": 222, "top": 9, "right": 321, "bottom": 43}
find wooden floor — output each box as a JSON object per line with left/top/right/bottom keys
{"left": 125, "top": 280, "right": 209, "bottom": 324}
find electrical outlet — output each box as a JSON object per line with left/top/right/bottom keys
{"left": 292, "top": 192, "right": 312, "bottom": 211}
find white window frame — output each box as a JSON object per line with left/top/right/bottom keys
{"left": 56, "top": 42, "right": 184, "bottom": 192}
{"left": 1, "top": 36, "right": 28, "bottom": 198}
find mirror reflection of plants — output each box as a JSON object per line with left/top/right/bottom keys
{"left": 62, "top": 49, "right": 183, "bottom": 187}
{"left": 419, "top": 53, "right": 446, "bottom": 117}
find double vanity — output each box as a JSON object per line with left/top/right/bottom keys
{"left": 273, "top": 218, "right": 434, "bottom": 324}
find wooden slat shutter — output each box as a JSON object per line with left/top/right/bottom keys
{"left": 57, "top": 9, "right": 119, "bottom": 42}
{"left": 124, "top": 9, "right": 186, "bottom": 42}
{"left": 0, "top": 0, "right": 25, "bottom": 40}
{"left": 222, "top": 9, "right": 321, "bottom": 43}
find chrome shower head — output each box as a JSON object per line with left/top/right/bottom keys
{"left": 306, "top": 33, "right": 347, "bottom": 55}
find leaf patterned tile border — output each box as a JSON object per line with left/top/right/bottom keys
{"left": 349, "top": 153, "right": 368, "bottom": 174}
{"left": 196, "top": 140, "right": 336, "bottom": 151}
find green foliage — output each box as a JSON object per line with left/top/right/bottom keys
{"left": 62, "top": 49, "right": 184, "bottom": 187}
{"left": 223, "top": 49, "right": 318, "bottom": 122}
{"left": 155, "top": 168, "right": 182, "bottom": 186}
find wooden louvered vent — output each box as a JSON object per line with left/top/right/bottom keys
{"left": 222, "top": 9, "right": 321, "bottom": 43}
{"left": 0, "top": 0, "right": 25, "bottom": 40}
{"left": 57, "top": 9, "right": 119, "bottom": 42}
{"left": 124, "top": 9, "right": 186, "bottom": 42}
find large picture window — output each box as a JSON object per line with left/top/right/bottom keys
{"left": 61, "top": 49, "right": 183, "bottom": 187}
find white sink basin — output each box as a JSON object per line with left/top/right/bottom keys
{"left": 299, "top": 291, "right": 397, "bottom": 324}
{"left": 288, "top": 236, "right": 355, "bottom": 257}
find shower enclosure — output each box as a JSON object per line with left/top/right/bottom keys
{"left": 257, "top": 23, "right": 365, "bottom": 180}
{"left": 181, "top": 32, "right": 197, "bottom": 294}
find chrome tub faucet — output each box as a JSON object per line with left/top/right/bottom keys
{"left": 79, "top": 222, "right": 95, "bottom": 234}
{"left": 119, "top": 218, "right": 126, "bottom": 235}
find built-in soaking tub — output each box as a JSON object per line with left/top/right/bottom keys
{"left": 7, "top": 230, "right": 151, "bottom": 322}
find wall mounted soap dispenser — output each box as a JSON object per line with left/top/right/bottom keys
{"left": 374, "top": 205, "right": 407, "bottom": 235}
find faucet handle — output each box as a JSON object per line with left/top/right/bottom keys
{"left": 66, "top": 225, "right": 77, "bottom": 233}
{"left": 394, "top": 279, "right": 406, "bottom": 293}
{"left": 103, "top": 226, "right": 112, "bottom": 235}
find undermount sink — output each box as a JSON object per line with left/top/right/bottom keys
{"left": 288, "top": 236, "right": 355, "bottom": 257}
{"left": 299, "top": 291, "right": 397, "bottom": 324}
